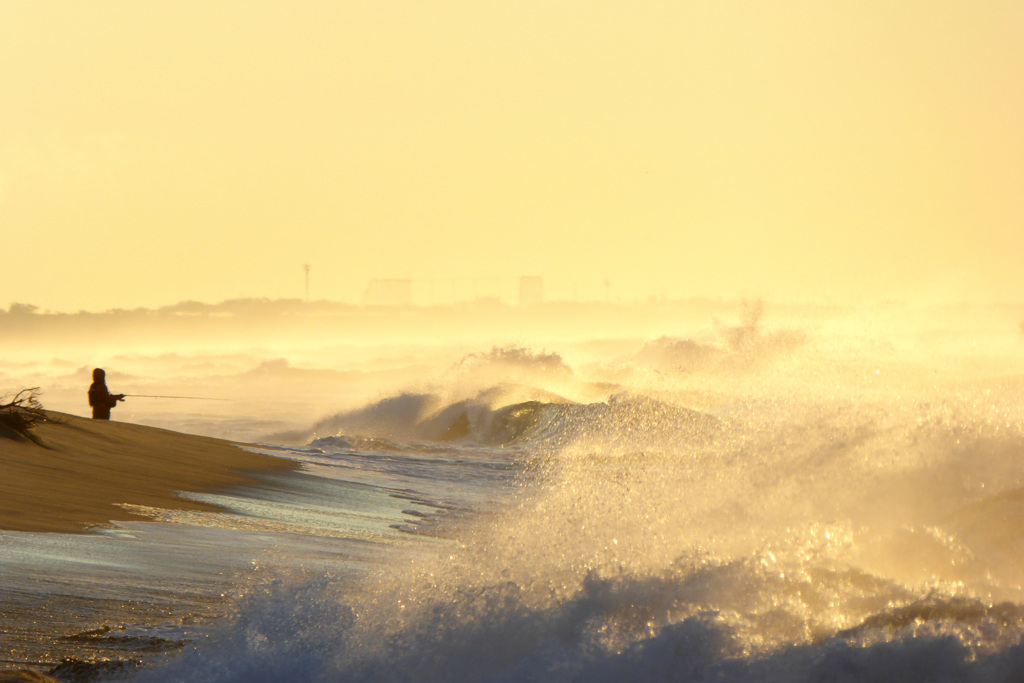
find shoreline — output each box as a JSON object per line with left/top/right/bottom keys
{"left": 0, "top": 412, "right": 295, "bottom": 533}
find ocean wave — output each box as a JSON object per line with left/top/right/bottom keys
{"left": 451, "top": 346, "right": 574, "bottom": 378}
{"left": 306, "top": 390, "right": 720, "bottom": 450}
{"left": 135, "top": 558, "right": 1024, "bottom": 683}
{"left": 636, "top": 299, "right": 807, "bottom": 373}
{"left": 133, "top": 382, "right": 1024, "bottom": 683}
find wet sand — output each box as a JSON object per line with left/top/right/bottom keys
{"left": 0, "top": 412, "right": 294, "bottom": 533}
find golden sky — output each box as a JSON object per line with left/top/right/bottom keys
{"left": 2, "top": 1, "right": 1023, "bottom": 311}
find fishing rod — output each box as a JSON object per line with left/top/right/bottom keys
{"left": 124, "top": 394, "right": 231, "bottom": 401}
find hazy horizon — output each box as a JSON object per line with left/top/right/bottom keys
{"left": 7, "top": 290, "right": 1024, "bottom": 319}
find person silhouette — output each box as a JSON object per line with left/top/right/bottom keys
{"left": 88, "top": 368, "right": 125, "bottom": 420}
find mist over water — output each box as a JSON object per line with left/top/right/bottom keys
{"left": 5, "top": 300, "right": 1024, "bottom": 681}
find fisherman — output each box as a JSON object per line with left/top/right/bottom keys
{"left": 87, "top": 368, "right": 125, "bottom": 420}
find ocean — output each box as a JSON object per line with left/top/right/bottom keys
{"left": 3, "top": 301, "right": 1024, "bottom": 681}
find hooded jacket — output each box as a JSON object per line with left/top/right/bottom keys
{"left": 88, "top": 368, "right": 122, "bottom": 419}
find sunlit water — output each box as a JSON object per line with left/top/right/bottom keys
{"left": 3, "top": 305, "right": 1024, "bottom": 681}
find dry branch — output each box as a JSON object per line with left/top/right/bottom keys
{"left": 0, "top": 387, "right": 52, "bottom": 443}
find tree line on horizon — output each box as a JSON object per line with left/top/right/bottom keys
{"left": 2, "top": 295, "right": 744, "bottom": 319}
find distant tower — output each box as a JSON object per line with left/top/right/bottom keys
{"left": 519, "top": 276, "right": 544, "bottom": 306}
{"left": 303, "top": 263, "right": 311, "bottom": 302}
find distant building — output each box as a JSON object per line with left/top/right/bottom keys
{"left": 364, "top": 279, "right": 413, "bottom": 306}
{"left": 519, "top": 276, "right": 544, "bottom": 306}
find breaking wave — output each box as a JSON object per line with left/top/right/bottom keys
{"left": 306, "top": 390, "right": 720, "bottom": 449}
{"left": 637, "top": 300, "right": 807, "bottom": 374}
{"left": 137, "top": 566, "right": 1024, "bottom": 683}
{"left": 134, "top": 380, "right": 1024, "bottom": 682}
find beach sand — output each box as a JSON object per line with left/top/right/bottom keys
{"left": 0, "top": 412, "right": 294, "bottom": 533}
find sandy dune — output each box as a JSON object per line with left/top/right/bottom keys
{"left": 0, "top": 413, "right": 293, "bottom": 533}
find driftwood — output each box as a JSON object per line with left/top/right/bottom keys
{"left": 0, "top": 387, "right": 51, "bottom": 444}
